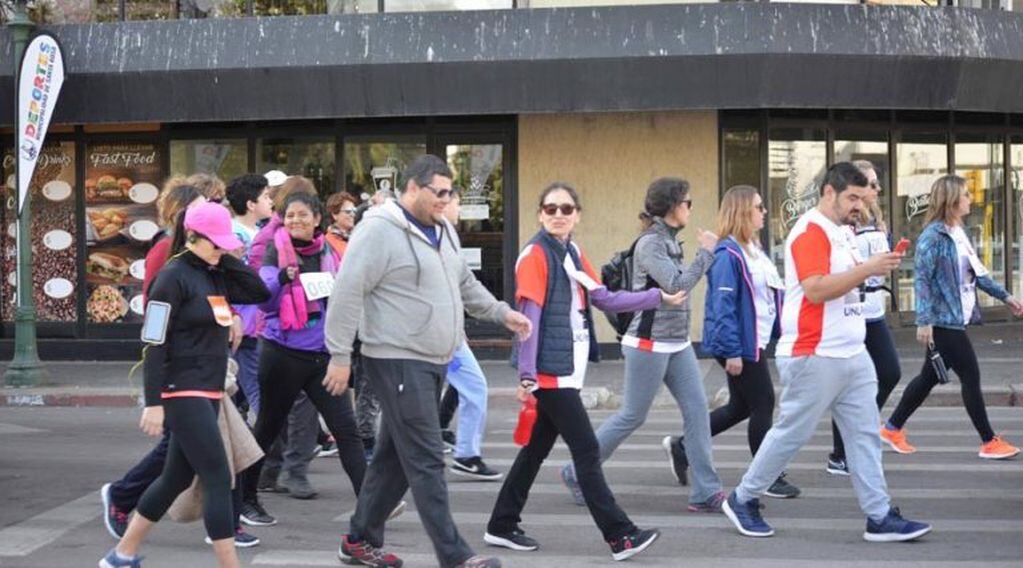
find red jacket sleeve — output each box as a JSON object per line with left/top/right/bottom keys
{"left": 515, "top": 244, "right": 548, "bottom": 307}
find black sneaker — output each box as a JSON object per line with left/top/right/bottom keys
{"left": 764, "top": 473, "right": 801, "bottom": 499}
{"left": 608, "top": 528, "right": 660, "bottom": 561}
{"left": 239, "top": 498, "right": 277, "bottom": 527}
{"left": 100, "top": 483, "right": 129, "bottom": 539}
{"left": 204, "top": 527, "right": 261, "bottom": 548}
{"left": 484, "top": 528, "right": 539, "bottom": 551}
{"left": 661, "top": 436, "right": 688, "bottom": 486}
{"left": 450, "top": 457, "right": 504, "bottom": 481}
{"left": 826, "top": 454, "right": 850, "bottom": 476}
{"left": 441, "top": 430, "right": 457, "bottom": 453}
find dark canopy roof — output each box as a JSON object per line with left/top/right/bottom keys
{"left": 2, "top": 4, "right": 1023, "bottom": 126}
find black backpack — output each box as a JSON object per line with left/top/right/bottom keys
{"left": 600, "top": 233, "right": 648, "bottom": 338}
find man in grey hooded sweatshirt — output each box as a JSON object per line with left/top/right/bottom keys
{"left": 324, "top": 154, "right": 532, "bottom": 568}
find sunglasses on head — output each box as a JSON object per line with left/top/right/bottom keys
{"left": 541, "top": 203, "right": 578, "bottom": 216}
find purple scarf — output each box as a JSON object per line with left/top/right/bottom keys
{"left": 275, "top": 227, "right": 339, "bottom": 330}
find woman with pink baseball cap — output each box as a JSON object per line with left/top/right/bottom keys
{"left": 101, "top": 202, "right": 270, "bottom": 568}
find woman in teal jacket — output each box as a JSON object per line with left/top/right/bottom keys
{"left": 882, "top": 175, "right": 1023, "bottom": 460}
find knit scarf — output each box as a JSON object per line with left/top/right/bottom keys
{"left": 274, "top": 227, "right": 338, "bottom": 330}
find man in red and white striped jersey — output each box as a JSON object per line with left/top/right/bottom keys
{"left": 722, "top": 162, "right": 932, "bottom": 543}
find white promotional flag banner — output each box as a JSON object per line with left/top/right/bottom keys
{"left": 17, "top": 33, "right": 65, "bottom": 216}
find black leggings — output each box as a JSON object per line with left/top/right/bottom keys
{"left": 888, "top": 327, "right": 995, "bottom": 442}
{"left": 708, "top": 352, "right": 774, "bottom": 457}
{"left": 136, "top": 397, "right": 234, "bottom": 541}
{"left": 241, "top": 340, "right": 366, "bottom": 501}
{"left": 488, "top": 388, "right": 635, "bottom": 541}
{"left": 832, "top": 320, "right": 902, "bottom": 459}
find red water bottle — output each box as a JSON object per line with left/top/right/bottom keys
{"left": 513, "top": 397, "right": 537, "bottom": 446}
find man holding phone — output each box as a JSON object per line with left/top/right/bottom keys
{"left": 723, "top": 162, "right": 932, "bottom": 543}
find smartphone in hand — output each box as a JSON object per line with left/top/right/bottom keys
{"left": 894, "top": 238, "right": 911, "bottom": 255}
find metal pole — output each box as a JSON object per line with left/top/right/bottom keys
{"left": 5, "top": 0, "right": 47, "bottom": 386}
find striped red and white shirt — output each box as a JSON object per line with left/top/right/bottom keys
{"left": 775, "top": 208, "right": 866, "bottom": 359}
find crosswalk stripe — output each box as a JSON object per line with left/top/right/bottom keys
{"left": 0, "top": 422, "right": 46, "bottom": 435}
{"left": 476, "top": 459, "right": 1023, "bottom": 472}
{"left": 331, "top": 510, "right": 1022, "bottom": 533}
{"left": 0, "top": 492, "right": 97, "bottom": 556}
{"left": 490, "top": 429, "right": 1022, "bottom": 438}
{"left": 504, "top": 416, "right": 1023, "bottom": 425}
{"left": 480, "top": 442, "right": 985, "bottom": 453}
{"left": 254, "top": 550, "right": 1023, "bottom": 568}
{"left": 443, "top": 483, "right": 1022, "bottom": 501}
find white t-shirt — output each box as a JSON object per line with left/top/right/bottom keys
{"left": 949, "top": 225, "right": 980, "bottom": 326}
{"left": 776, "top": 208, "right": 866, "bottom": 359}
{"left": 855, "top": 224, "right": 891, "bottom": 321}
{"left": 742, "top": 243, "right": 782, "bottom": 350}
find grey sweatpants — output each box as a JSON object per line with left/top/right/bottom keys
{"left": 571, "top": 344, "right": 722, "bottom": 504}
{"left": 735, "top": 352, "right": 891, "bottom": 520}
{"left": 350, "top": 357, "right": 474, "bottom": 568}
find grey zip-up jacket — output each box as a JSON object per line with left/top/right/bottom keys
{"left": 325, "top": 200, "right": 510, "bottom": 366}
{"left": 624, "top": 217, "right": 714, "bottom": 343}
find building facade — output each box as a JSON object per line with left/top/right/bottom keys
{"left": 2, "top": 3, "right": 1023, "bottom": 358}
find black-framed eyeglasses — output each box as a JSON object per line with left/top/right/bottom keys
{"left": 541, "top": 203, "right": 578, "bottom": 216}
{"left": 422, "top": 184, "right": 453, "bottom": 200}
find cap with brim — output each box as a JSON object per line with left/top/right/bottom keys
{"left": 184, "top": 202, "right": 245, "bottom": 251}
{"left": 264, "top": 170, "right": 288, "bottom": 187}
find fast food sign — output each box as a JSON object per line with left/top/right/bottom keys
{"left": 17, "top": 33, "right": 65, "bottom": 217}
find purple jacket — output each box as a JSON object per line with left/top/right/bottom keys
{"left": 258, "top": 239, "right": 336, "bottom": 353}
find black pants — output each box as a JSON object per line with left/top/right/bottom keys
{"left": 135, "top": 397, "right": 234, "bottom": 541}
{"left": 488, "top": 388, "right": 636, "bottom": 542}
{"left": 438, "top": 384, "right": 460, "bottom": 430}
{"left": 708, "top": 352, "right": 775, "bottom": 456}
{"left": 242, "top": 340, "right": 366, "bottom": 501}
{"left": 832, "top": 320, "right": 902, "bottom": 458}
{"left": 350, "top": 357, "right": 473, "bottom": 568}
{"left": 888, "top": 326, "right": 995, "bottom": 442}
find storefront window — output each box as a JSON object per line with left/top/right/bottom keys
{"left": 447, "top": 143, "right": 504, "bottom": 300}
{"left": 257, "top": 138, "right": 336, "bottom": 197}
{"left": 1, "top": 143, "right": 79, "bottom": 324}
{"left": 1012, "top": 136, "right": 1023, "bottom": 299}
{"left": 343, "top": 139, "right": 426, "bottom": 200}
{"left": 722, "top": 129, "right": 760, "bottom": 196}
{"left": 170, "top": 139, "right": 248, "bottom": 182}
{"left": 177, "top": 1, "right": 247, "bottom": 17}
{"left": 126, "top": 0, "right": 176, "bottom": 20}
{"left": 327, "top": 0, "right": 378, "bottom": 13}
{"left": 84, "top": 142, "right": 164, "bottom": 325}
{"left": 956, "top": 135, "right": 1006, "bottom": 308}
{"left": 767, "top": 128, "right": 826, "bottom": 268}
{"left": 384, "top": 0, "right": 512, "bottom": 12}
{"left": 254, "top": 0, "right": 328, "bottom": 14}
{"left": 895, "top": 133, "right": 948, "bottom": 314}
{"left": 834, "top": 134, "right": 891, "bottom": 225}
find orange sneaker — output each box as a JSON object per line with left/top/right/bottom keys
{"left": 880, "top": 426, "right": 917, "bottom": 454}
{"left": 979, "top": 436, "right": 1020, "bottom": 460}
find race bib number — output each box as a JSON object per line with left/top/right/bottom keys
{"left": 299, "top": 272, "right": 335, "bottom": 301}
{"left": 206, "top": 296, "right": 234, "bottom": 327}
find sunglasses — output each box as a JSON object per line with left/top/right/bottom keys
{"left": 422, "top": 184, "right": 453, "bottom": 200}
{"left": 340, "top": 208, "right": 357, "bottom": 215}
{"left": 869, "top": 180, "right": 882, "bottom": 191}
{"left": 541, "top": 203, "right": 578, "bottom": 216}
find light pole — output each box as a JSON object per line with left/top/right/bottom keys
{"left": 4, "top": 0, "right": 47, "bottom": 386}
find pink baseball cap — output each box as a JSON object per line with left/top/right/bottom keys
{"left": 184, "top": 202, "right": 244, "bottom": 251}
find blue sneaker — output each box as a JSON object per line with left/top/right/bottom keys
{"left": 99, "top": 548, "right": 142, "bottom": 568}
{"left": 864, "top": 507, "right": 932, "bottom": 542}
{"left": 722, "top": 491, "right": 774, "bottom": 537}
{"left": 560, "top": 464, "right": 586, "bottom": 507}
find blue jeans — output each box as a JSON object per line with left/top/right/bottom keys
{"left": 736, "top": 352, "right": 890, "bottom": 520}
{"left": 110, "top": 432, "right": 170, "bottom": 511}
{"left": 445, "top": 342, "right": 489, "bottom": 459}
{"left": 573, "top": 344, "right": 722, "bottom": 504}
{"left": 234, "top": 340, "right": 261, "bottom": 415}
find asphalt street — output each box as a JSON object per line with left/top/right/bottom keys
{"left": 1, "top": 403, "right": 1021, "bottom": 567}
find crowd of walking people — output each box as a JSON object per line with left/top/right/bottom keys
{"left": 98, "top": 155, "right": 1022, "bottom": 568}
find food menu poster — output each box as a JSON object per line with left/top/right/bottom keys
{"left": 2, "top": 142, "right": 78, "bottom": 323}
{"left": 84, "top": 143, "right": 163, "bottom": 324}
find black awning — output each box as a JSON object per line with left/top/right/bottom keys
{"left": 2, "top": 4, "right": 1023, "bottom": 125}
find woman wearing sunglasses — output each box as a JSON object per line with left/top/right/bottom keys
{"left": 325, "top": 191, "right": 361, "bottom": 256}
{"left": 485, "top": 182, "right": 683, "bottom": 561}
{"left": 701, "top": 185, "right": 800, "bottom": 498}
{"left": 565, "top": 177, "right": 731, "bottom": 511}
